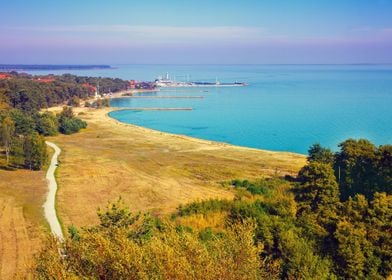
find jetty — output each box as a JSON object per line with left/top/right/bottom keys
{"left": 113, "top": 107, "right": 193, "bottom": 111}
{"left": 121, "top": 96, "right": 204, "bottom": 99}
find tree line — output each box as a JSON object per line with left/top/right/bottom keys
{"left": 0, "top": 72, "right": 129, "bottom": 111}
{"left": 0, "top": 72, "right": 122, "bottom": 170}
{"left": 0, "top": 107, "right": 86, "bottom": 170}
{"left": 34, "top": 139, "right": 391, "bottom": 279}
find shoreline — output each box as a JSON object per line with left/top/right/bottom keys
{"left": 49, "top": 105, "right": 305, "bottom": 228}
{"left": 106, "top": 107, "right": 306, "bottom": 157}
{"left": 47, "top": 104, "right": 306, "bottom": 157}
{"left": 109, "top": 89, "right": 160, "bottom": 99}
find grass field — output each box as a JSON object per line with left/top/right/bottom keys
{"left": 0, "top": 106, "right": 305, "bottom": 278}
{"left": 0, "top": 168, "right": 48, "bottom": 279}
{"left": 48, "top": 107, "right": 306, "bottom": 228}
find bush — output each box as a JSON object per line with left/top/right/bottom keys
{"left": 35, "top": 202, "right": 265, "bottom": 280}
{"left": 57, "top": 106, "right": 87, "bottom": 135}
{"left": 59, "top": 117, "right": 87, "bottom": 135}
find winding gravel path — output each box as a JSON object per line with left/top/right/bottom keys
{"left": 44, "top": 141, "right": 63, "bottom": 240}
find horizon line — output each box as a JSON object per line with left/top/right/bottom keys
{"left": 2, "top": 63, "right": 392, "bottom": 67}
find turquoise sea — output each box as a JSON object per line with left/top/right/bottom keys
{"left": 28, "top": 65, "right": 392, "bottom": 154}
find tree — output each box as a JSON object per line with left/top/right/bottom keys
{"left": 37, "top": 111, "right": 59, "bottom": 136}
{"left": 67, "top": 96, "right": 80, "bottom": 107}
{"left": 334, "top": 220, "right": 369, "bottom": 279}
{"left": 0, "top": 116, "right": 15, "bottom": 165}
{"left": 307, "top": 143, "right": 335, "bottom": 165}
{"left": 296, "top": 162, "right": 340, "bottom": 213}
{"left": 295, "top": 162, "right": 340, "bottom": 234}
{"left": 58, "top": 106, "right": 74, "bottom": 119}
{"left": 334, "top": 139, "right": 378, "bottom": 200}
{"left": 9, "top": 109, "right": 36, "bottom": 135}
{"left": 375, "top": 145, "right": 392, "bottom": 194}
{"left": 23, "top": 132, "right": 47, "bottom": 170}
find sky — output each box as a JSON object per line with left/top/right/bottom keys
{"left": 1, "top": 0, "right": 392, "bottom": 64}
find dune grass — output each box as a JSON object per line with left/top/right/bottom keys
{"left": 47, "top": 107, "right": 306, "bottom": 229}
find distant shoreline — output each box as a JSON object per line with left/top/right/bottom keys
{"left": 0, "top": 64, "right": 112, "bottom": 71}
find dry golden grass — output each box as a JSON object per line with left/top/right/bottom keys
{"left": 175, "top": 212, "right": 229, "bottom": 232}
{"left": 0, "top": 168, "right": 48, "bottom": 279}
{"left": 0, "top": 105, "right": 305, "bottom": 278}
{"left": 47, "top": 107, "right": 306, "bottom": 229}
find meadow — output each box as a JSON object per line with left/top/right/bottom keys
{"left": 49, "top": 107, "right": 305, "bottom": 228}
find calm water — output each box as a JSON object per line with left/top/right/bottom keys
{"left": 28, "top": 65, "right": 392, "bottom": 154}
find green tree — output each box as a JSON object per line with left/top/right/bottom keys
{"left": 279, "top": 229, "right": 336, "bottom": 279}
{"left": 334, "top": 139, "right": 378, "bottom": 200}
{"left": 295, "top": 162, "right": 340, "bottom": 235}
{"left": 9, "top": 109, "right": 36, "bottom": 135}
{"left": 0, "top": 116, "right": 15, "bottom": 165}
{"left": 37, "top": 111, "right": 59, "bottom": 136}
{"left": 334, "top": 220, "right": 369, "bottom": 279}
{"left": 23, "top": 132, "right": 47, "bottom": 170}
{"left": 375, "top": 145, "right": 392, "bottom": 194}
{"left": 307, "top": 143, "right": 335, "bottom": 165}
{"left": 296, "top": 162, "right": 340, "bottom": 214}
{"left": 10, "top": 136, "right": 25, "bottom": 167}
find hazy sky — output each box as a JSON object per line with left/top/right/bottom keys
{"left": 1, "top": 0, "right": 392, "bottom": 64}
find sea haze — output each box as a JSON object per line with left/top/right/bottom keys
{"left": 24, "top": 64, "right": 392, "bottom": 154}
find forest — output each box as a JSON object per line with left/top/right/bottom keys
{"left": 0, "top": 72, "right": 127, "bottom": 170}
{"left": 34, "top": 139, "right": 391, "bottom": 279}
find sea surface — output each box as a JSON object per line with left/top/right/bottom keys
{"left": 25, "top": 64, "right": 392, "bottom": 154}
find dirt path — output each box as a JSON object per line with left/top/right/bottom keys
{"left": 44, "top": 141, "right": 63, "bottom": 240}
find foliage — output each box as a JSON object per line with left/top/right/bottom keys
{"left": 175, "top": 199, "right": 233, "bottom": 217}
{"left": 67, "top": 96, "right": 81, "bottom": 107}
{"left": 295, "top": 162, "right": 340, "bottom": 216}
{"left": 23, "top": 132, "right": 47, "bottom": 170}
{"left": 9, "top": 109, "right": 36, "bottom": 135}
{"left": 307, "top": 140, "right": 391, "bottom": 200}
{"left": 0, "top": 115, "right": 15, "bottom": 165}
{"left": 0, "top": 71, "right": 116, "bottom": 169}
{"left": 93, "top": 98, "right": 110, "bottom": 108}
{"left": 334, "top": 139, "right": 378, "bottom": 199}
{"left": 35, "top": 201, "right": 265, "bottom": 280}
{"left": 58, "top": 106, "right": 87, "bottom": 135}
{"left": 97, "top": 197, "right": 140, "bottom": 229}
{"left": 36, "top": 112, "right": 59, "bottom": 136}
{"left": 307, "top": 143, "right": 335, "bottom": 165}
{"left": 230, "top": 178, "right": 281, "bottom": 195}
{"left": 34, "top": 139, "right": 391, "bottom": 279}
{"left": 0, "top": 72, "right": 128, "bottom": 111}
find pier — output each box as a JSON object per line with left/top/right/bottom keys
{"left": 113, "top": 107, "right": 193, "bottom": 111}
{"left": 121, "top": 96, "right": 204, "bottom": 99}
